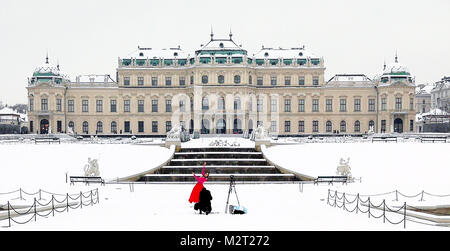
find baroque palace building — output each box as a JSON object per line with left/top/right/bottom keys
{"left": 27, "top": 32, "right": 416, "bottom": 136}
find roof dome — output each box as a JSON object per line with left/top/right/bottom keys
{"left": 382, "top": 55, "right": 410, "bottom": 76}
{"left": 33, "top": 56, "right": 61, "bottom": 77}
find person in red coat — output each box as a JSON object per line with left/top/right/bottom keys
{"left": 189, "top": 162, "right": 209, "bottom": 203}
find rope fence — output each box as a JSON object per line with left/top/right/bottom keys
{"left": 0, "top": 188, "right": 99, "bottom": 227}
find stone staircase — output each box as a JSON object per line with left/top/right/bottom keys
{"left": 138, "top": 147, "right": 302, "bottom": 183}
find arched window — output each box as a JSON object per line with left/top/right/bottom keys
{"left": 68, "top": 121, "right": 74, "bottom": 131}
{"left": 326, "top": 121, "right": 332, "bottom": 133}
{"left": 234, "top": 75, "right": 241, "bottom": 84}
{"left": 218, "top": 75, "right": 224, "bottom": 84}
{"left": 96, "top": 121, "right": 103, "bottom": 133}
{"left": 218, "top": 96, "right": 225, "bottom": 110}
{"left": 111, "top": 121, "right": 117, "bottom": 134}
{"left": 354, "top": 120, "right": 360, "bottom": 132}
{"left": 202, "top": 97, "right": 209, "bottom": 111}
{"left": 201, "top": 75, "right": 208, "bottom": 84}
{"left": 234, "top": 97, "right": 241, "bottom": 110}
{"left": 340, "top": 120, "right": 346, "bottom": 133}
{"left": 82, "top": 121, "right": 89, "bottom": 134}
{"left": 249, "top": 75, "right": 252, "bottom": 85}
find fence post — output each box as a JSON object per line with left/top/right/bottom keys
{"left": 327, "top": 189, "right": 330, "bottom": 205}
{"left": 403, "top": 202, "right": 407, "bottom": 229}
{"left": 368, "top": 197, "right": 371, "bottom": 218}
{"left": 80, "top": 192, "right": 83, "bottom": 209}
{"left": 343, "top": 193, "right": 345, "bottom": 210}
{"left": 39, "top": 189, "right": 42, "bottom": 201}
{"left": 334, "top": 191, "right": 337, "bottom": 207}
{"left": 66, "top": 193, "right": 69, "bottom": 212}
{"left": 395, "top": 190, "right": 398, "bottom": 201}
{"left": 7, "top": 201, "right": 11, "bottom": 227}
{"left": 91, "top": 190, "right": 93, "bottom": 206}
{"left": 52, "top": 195, "right": 55, "bottom": 217}
{"left": 356, "top": 194, "right": 359, "bottom": 214}
{"left": 34, "top": 198, "right": 37, "bottom": 221}
{"left": 19, "top": 188, "right": 23, "bottom": 200}
{"left": 383, "top": 199, "right": 386, "bottom": 223}
{"left": 97, "top": 188, "right": 99, "bottom": 204}
{"left": 420, "top": 190, "right": 424, "bottom": 201}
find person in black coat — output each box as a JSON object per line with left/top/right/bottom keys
{"left": 194, "top": 187, "right": 213, "bottom": 215}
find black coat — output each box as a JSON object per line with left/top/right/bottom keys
{"left": 195, "top": 188, "right": 213, "bottom": 214}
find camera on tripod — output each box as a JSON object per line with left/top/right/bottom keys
{"left": 225, "top": 174, "right": 247, "bottom": 214}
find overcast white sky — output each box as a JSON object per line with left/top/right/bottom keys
{"left": 1, "top": 0, "right": 449, "bottom": 104}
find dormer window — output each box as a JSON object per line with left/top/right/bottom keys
{"left": 139, "top": 52, "right": 144, "bottom": 57}
{"left": 264, "top": 52, "right": 269, "bottom": 57}
{"left": 219, "top": 43, "right": 224, "bottom": 48}
{"left": 174, "top": 52, "right": 178, "bottom": 57}
{"left": 299, "top": 52, "right": 303, "bottom": 57}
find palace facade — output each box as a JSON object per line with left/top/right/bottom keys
{"left": 27, "top": 33, "right": 416, "bottom": 136}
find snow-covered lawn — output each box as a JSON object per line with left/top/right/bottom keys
{"left": 0, "top": 138, "right": 449, "bottom": 230}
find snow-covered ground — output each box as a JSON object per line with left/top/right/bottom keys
{"left": 0, "top": 137, "right": 449, "bottom": 230}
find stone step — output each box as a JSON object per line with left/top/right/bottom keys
{"left": 156, "top": 166, "right": 280, "bottom": 174}
{"left": 173, "top": 152, "right": 264, "bottom": 159}
{"left": 168, "top": 159, "right": 269, "bottom": 166}
{"left": 140, "top": 173, "right": 298, "bottom": 182}
{"left": 179, "top": 147, "right": 257, "bottom": 153}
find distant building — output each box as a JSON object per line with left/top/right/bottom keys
{"left": 431, "top": 77, "right": 450, "bottom": 113}
{"left": 27, "top": 33, "right": 416, "bottom": 135}
{"left": 415, "top": 83, "right": 433, "bottom": 114}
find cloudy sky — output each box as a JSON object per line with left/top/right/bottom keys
{"left": 1, "top": 0, "right": 449, "bottom": 104}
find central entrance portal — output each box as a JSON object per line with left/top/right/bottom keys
{"left": 40, "top": 119, "right": 49, "bottom": 134}
{"left": 394, "top": 118, "right": 403, "bottom": 133}
{"left": 216, "top": 119, "right": 226, "bottom": 134}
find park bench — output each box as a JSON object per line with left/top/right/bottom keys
{"left": 314, "top": 176, "right": 348, "bottom": 185}
{"left": 70, "top": 176, "right": 105, "bottom": 185}
{"left": 34, "top": 137, "right": 60, "bottom": 144}
{"left": 371, "top": 136, "right": 397, "bottom": 143}
{"left": 420, "top": 136, "right": 448, "bottom": 143}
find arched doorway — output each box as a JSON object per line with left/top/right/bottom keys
{"left": 40, "top": 119, "right": 49, "bottom": 134}
{"left": 216, "top": 119, "right": 226, "bottom": 134}
{"left": 233, "top": 118, "right": 242, "bottom": 134}
{"left": 201, "top": 119, "right": 210, "bottom": 134}
{"left": 394, "top": 118, "right": 403, "bottom": 133}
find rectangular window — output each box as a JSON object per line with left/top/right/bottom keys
{"left": 395, "top": 97, "right": 402, "bottom": 110}
{"left": 298, "top": 76, "right": 305, "bottom": 86}
{"left": 110, "top": 100, "right": 117, "bottom": 113}
{"left": 326, "top": 99, "right": 332, "bottom": 112}
{"left": 152, "top": 77, "right": 158, "bottom": 86}
{"left": 410, "top": 98, "right": 414, "bottom": 110}
{"left": 340, "top": 99, "right": 347, "bottom": 112}
{"left": 165, "top": 77, "right": 172, "bottom": 86}
{"left": 285, "top": 121, "right": 291, "bottom": 132}
{"left": 152, "top": 121, "right": 158, "bottom": 133}
{"left": 270, "top": 121, "right": 277, "bottom": 132}
{"left": 166, "top": 121, "right": 172, "bottom": 132}
{"left": 57, "top": 121, "right": 62, "bottom": 133}
{"left": 190, "top": 76, "right": 194, "bottom": 85}
{"left": 313, "top": 76, "right": 319, "bottom": 86}
{"left": 369, "top": 99, "right": 375, "bottom": 112}
{"left": 312, "top": 120, "right": 319, "bottom": 132}
{"left": 381, "top": 98, "right": 387, "bottom": 111}
{"left": 354, "top": 99, "right": 361, "bottom": 112}
{"left": 152, "top": 100, "right": 158, "bottom": 112}
{"left": 298, "top": 121, "right": 304, "bottom": 132}
{"left": 29, "top": 98, "right": 34, "bottom": 112}
{"left": 138, "top": 100, "right": 144, "bottom": 113}
{"left": 124, "top": 121, "right": 130, "bottom": 133}
{"left": 179, "top": 76, "right": 185, "bottom": 86}
{"left": 285, "top": 76, "right": 291, "bottom": 86}
{"left": 166, "top": 100, "right": 172, "bottom": 112}
{"left": 68, "top": 100, "right": 74, "bottom": 113}
{"left": 41, "top": 99, "right": 48, "bottom": 111}
{"left": 138, "top": 77, "right": 144, "bottom": 86}
{"left": 96, "top": 100, "right": 103, "bottom": 112}
{"left": 298, "top": 99, "right": 305, "bottom": 112}
{"left": 82, "top": 99, "right": 88, "bottom": 113}
{"left": 138, "top": 121, "right": 144, "bottom": 133}
{"left": 271, "top": 76, "right": 277, "bottom": 86}
{"left": 285, "top": 99, "right": 291, "bottom": 112}
{"left": 312, "top": 99, "right": 319, "bottom": 112}
{"left": 270, "top": 99, "right": 277, "bottom": 112}
{"left": 124, "top": 100, "right": 130, "bottom": 112}
{"left": 257, "top": 76, "right": 263, "bottom": 86}
{"left": 257, "top": 99, "right": 263, "bottom": 112}
{"left": 56, "top": 98, "right": 62, "bottom": 112}
{"left": 124, "top": 77, "right": 130, "bottom": 86}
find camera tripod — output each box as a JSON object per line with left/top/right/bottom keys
{"left": 225, "top": 175, "right": 240, "bottom": 213}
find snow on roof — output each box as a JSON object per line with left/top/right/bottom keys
{"left": 325, "top": 74, "right": 374, "bottom": 88}
{"left": 253, "top": 47, "right": 319, "bottom": 59}
{"left": 73, "top": 75, "right": 116, "bottom": 83}
{"left": 123, "top": 47, "right": 189, "bottom": 59}
{"left": 415, "top": 84, "right": 434, "bottom": 95}
{"left": 382, "top": 61, "right": 410, "bottom": 75}
{"left": 198, "top": 39, "right": 243, "bottom": 51}
{"left": 422, "top": 108, "right": 449, "bottom": 116}
{"left": 0, "top": 107, "right": 20, "bottom": 116}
